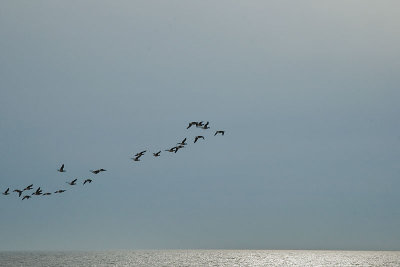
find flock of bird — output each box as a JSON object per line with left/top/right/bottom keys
{"left": 2, "top": 121, "right": 225, "bottom": 201}
{"left": 2, "top": 166, "right": 106, "bottom": 200}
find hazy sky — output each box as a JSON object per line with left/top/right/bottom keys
{"left": 1, "top": 1, "right": 399, "bottom": 251}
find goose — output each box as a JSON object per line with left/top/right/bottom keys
{"left": 196, "top": 121, "right": 204, "bottom": 127}
{"left": 174, "top": 145, "right": 185, "bottom": 153}
{"left": 131, "top": 155, "right": 141, "bottom": 161}
{"left": 22, "top": 195, "right": 31, "bottom": 200}
{"left": 57, "top": 164, "right": 66, "bottom": 172}
{"left": 54, "top": 190, "right": 66, "bottom": 194}
{"left": 214, "top": 130, "right": 225, "bottom": 136}
{"left": 202, "top": 121, "right": 210, "bottom": 129}
{"left": 2, "top": 188, "right": 10, "bottom": 195}
{"left": 165, "top": 147, "right": 178, "bottom": 153}
{"left": 24, "top": 184, "right": 33, "bottom": 191}
{"left": 90, "top": 169, "right": 106, "bottom": 174}
{"left": 135, "top": 150, "right": 147, "bottom": 157}
{"left": 42, "top": 193, "right": 52, "bottom": 196}
{"left": 66, "top": 179, "right": 77, "bottom": 185}
{"left": 153, "top": 151, "right": 161, "bottom": 157}
{"left": 194, "top": 136, "right": 205, "bottom": 143}
{"left": 83, "top": 179, "right": 92, "bottom": 185}
{"left": 13, "top": 189, "right": 23, "bottom": 197}
{"left": 177, "top": 138, "right": 187, "bottom": 146}
{"left": 32, "top": 187, "right": 42, "bottom": 196}
{"left": 187, "top": 122, "right": 198, "bottom": 129}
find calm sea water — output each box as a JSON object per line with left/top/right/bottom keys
{"left": 0, "top": 250, "right": 399, "bottom": 266}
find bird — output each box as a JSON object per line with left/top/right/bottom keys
{"left": 174, "top": 144, "right": 185, "bottom": 153}
{"left": 131, "top": 155, "right": 142, "bottom": 161}
{"left": 177, "top": 138, "right": 187, "bottom": 146}
{"left": 54, "top": 190, "right": 66, "bottom": 194}
{"left": 153, "top": 151, "right": 161, "bottom": 157}
{"left": 165, "top": 147, "right": 178, "bottom": 153}
{"left": 202, "top": 121, "right": 210, "bottom": 129}
{"left": 187, "top": 122, "right": 198, "bottom": 129}
{"left": 66, "top": 179, "right": 77, "bottom": 185}
{"left": 32, "top": 187, "right": 42, "bottom": 196}
{"left": 83, "top": 179, "right": 92, "bottom": 185}
{"left": 57, "top": 164, "right": 66, "bottom": 172}
{"left": 194, "top": 136, "right": 205, "bottom": 143}
{"left": 22, "top": 195, "right": 31, "bottom": 200}
{"left": 196, "top": 121, "right": 204, "bottom": 127}
{"left": 135, "top": 150, "right": 147, "bottom": 157}
{"left": 13, "top": 189, "right": 23, "bottom": 197}
{"left": 90, "top": 169, "right": 106, "bottom": 174}
{"left": 2, "top": 188, "right": 10, "bottom": 195}
{"left": 42, "top": 193, "right": 52, "bottom": 196}
{"left": 214, "top": 130, "right": 225, "bottom": 136}
{"left": 24, "top": 184, "right": 33, "bottom": 191}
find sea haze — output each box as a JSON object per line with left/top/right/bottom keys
{"left": 0, "top": 250, "right": 399, "bottom": 267}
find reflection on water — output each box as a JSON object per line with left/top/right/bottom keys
{"left": 1, "top": 250, "right": 400, "bottom": 267}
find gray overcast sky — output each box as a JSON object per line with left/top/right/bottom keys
{"left": 1, "top": 1, "right": 399, "bottom": 251}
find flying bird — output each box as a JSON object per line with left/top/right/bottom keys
{"left": 54, "top": 190, "right": 66, "bottom": 194}
{"left": 153, "top": 151, "right": 161, "bottom": 157}
{"left": 22, "top": 195, "right": 31, "bottom": 200}
{"left": 196, "top": 121, "right": 204, "bottom": 127}
{"left": 24, "top": 184, "right": 33, "bottom": 191}
{"left": 13, "top": 189, "right": 23, "bottom": 197}
{"left": 214, "top": 130, "right": 225, "bottom": 136}
{"left": 131, "top": 154, "right": 142, "bottom": 161}
{"left": 165, "top": 147, "right": 178, "bottom": 153}
{"left": 174, "top": 145, "right": 185, "bottom": 153}
{"left": 202, "top": 121, "right": 210, "bottom": 129}
{"left": 90, "top": 169, "right": 106, "bottom": 174}
{"left": 42, "top": 193, "right": 52, "bottom": 196}
{"left": 187, "top": 122, "right": 198, "bottom": 129}
{"left": 177, "top": 138, "right": 187, "bottom": 146}
{"left": 83, "top": 179, "right": 92, "bottom": 185}
{"left": 2, "top": 188, "right": 10, "bottom": 195}
{"left": 66, "top": 179, "right": 77, "bottom": 185}
{"left": 194, "top": 136, "right": 205, "bottom": 143}
{"left": 135, "top": 150, "right": 147, "bottom": 157}
{"left": 32, "top": 187, "right": 42, "bottom": 196}
{"left": 58, "top": 164, "right": 66, "bottom": 172}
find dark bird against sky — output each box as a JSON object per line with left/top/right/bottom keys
{"left": 57, "top": 164, "right": 66, "bottom": 172}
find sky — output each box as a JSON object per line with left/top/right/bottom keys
{"left": 1, "top": 1, "right": 400, "bottom": 251}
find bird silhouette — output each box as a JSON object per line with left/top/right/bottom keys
{"left": 90, "top": 169, "right": 106, "bottom": 174}
{"left": 42, "top": 193, "right": 52, "bottom": 196}
{"left": 135, "top": 150, "right": 147, "bottom": 157}
{"left": 202, "top": 121, "right": 210, "bottom": 129}
{"left": 2, "top": 188, "right": 10, "bottom": 195}
{"left": 58, "top": 164, "right": 66, "bottom": 172}
{"left": 13, "top": 189, "right": 23, "bottom": 197}
{"left": 153, "top": 151, "right": 161, "bottom": 157}
{"left": 54, "top": 190, "right": 66, "bottom": 194}
{"left": 174, "top": 145, "right": 185, "bottom": 153}
{"left": 83, "top": 179, "right": 92, "bottom": 185}
{"left": 22, "top": 195, "right": 31, "bottom": 200}
{"left": 194, "top": 136, "right": 205, "bottom": 143}
{"left": 32, "top": 187, "right": 42, "bottom": 196}
{"left": 187, "top": 122, "right": 198, "bottom": 129}
{"left": 196, "top": 121, "right": 204, "bottom": 128}
{"left": 24, "top": 184, "right": 33, "bottom": 191}
{"left": 177, "top": 138, "right": 187, "bottom": 146}
{"left": 66, "top": 179, "right": 77, "bottom": 185}
{"left": 214, "top": 130, "right": 225, "bottom": 136}
{"left": 131, "top": 155, "right": 142, "bottom": 161}
{"left": 165, "top": 147, "right": 178, "bottom": 153}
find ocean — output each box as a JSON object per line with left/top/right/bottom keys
{"left": 0, "top": 250, "right": 399, "bottom": 266}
